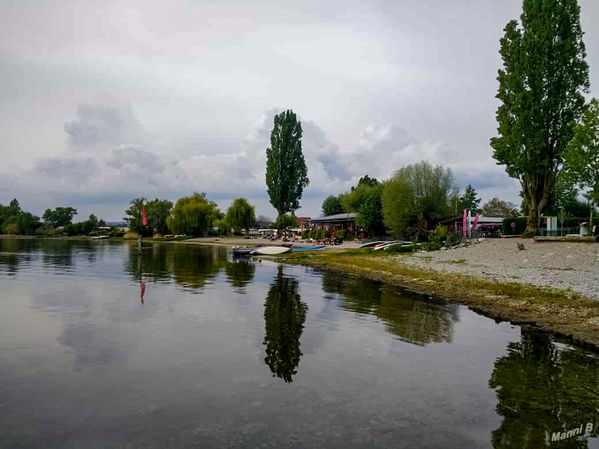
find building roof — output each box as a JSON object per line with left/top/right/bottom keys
{"left": 310, "top": 212, "right": 357, "bottom": 223}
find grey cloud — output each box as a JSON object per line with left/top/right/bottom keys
{"left": 64, "top": 104, "right": 143, "bottom": 149}
{"left": 35, "top": 156, "right": 98, "bottom": 183}
{"left": 108, "top": 146, "right": 165, "bottom": 174}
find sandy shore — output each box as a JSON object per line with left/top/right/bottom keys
{"left": 403, "top": 238, "right": 599, "bottom": 300}
{"left": 183, "top": 236, "right": 364, "bottom": 249}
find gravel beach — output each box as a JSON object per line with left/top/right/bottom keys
{"left": 403, "top": 238, "right": 599, "bottom": 299}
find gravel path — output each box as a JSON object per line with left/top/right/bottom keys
{"left": 402, "top": 238, "right": 599, "bottom": 299}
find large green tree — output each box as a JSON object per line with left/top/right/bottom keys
{"left": 166, "top": 193, "right": 221, "bottom": 237}
{"left": 226, "top": 198, "right": 256, "bottom": 235}
{"left": 339, "top": 176, "right": 385, "bottom": 235}
{"left": 491, "top": 0, "right": 589, "bottom": 233}
{"left": 265, "top": 110, "right": 309, "bottom": 228}
{"left": 321, "top": 195, "right": 343, "bottom": 216}
{"left": 146, "top": 199, "right": 173, "bottom": 236}
{"left": 382, "top": 162, "right": 458, "bottom": 236}
{"left": 565, "top": 98, "right": 599, "bottom": 230}
{"left": 42, "top": 207, "right": 77, "bottom": 228}
{"left": 481, "top": 198, "right": 520, "bottom": 217}
{"left": 124, "top": 198, "right": 148, "bottom": 235}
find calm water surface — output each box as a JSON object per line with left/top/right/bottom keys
{"left": 1, "top": 239, "right": 598, "bottom": 448}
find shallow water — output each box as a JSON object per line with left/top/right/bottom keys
{"left": 1, "top": 238, "right": 598, "bottom": 448}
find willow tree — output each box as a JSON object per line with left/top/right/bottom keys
{"left": 491, "top": 0, "right": 589, "bottom": 233}
{"left": 265, "top": 110, "right": 309, "bottom": 228}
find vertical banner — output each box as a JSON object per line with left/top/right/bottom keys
{"left": 142, "top": 204, "right": 148, "bottom": 227}
{"left": 472, "top": 213, "right": 480, "bottom": 237}
{"left": 462, "top": 209, "right": 467, "bottom": 239}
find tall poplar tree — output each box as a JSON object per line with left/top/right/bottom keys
{"left": 491, "top": 0, "right": 589, "bottom": 233}
{"left": 265, "top": 110, "right": 309, "bottom": 228}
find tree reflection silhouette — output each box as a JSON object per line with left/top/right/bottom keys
{"left": 225, "top": 260, "right": 256, "bottom": 292}
{"left": 321, "top": 271, "right": 458, "bottom": 345}
{"left": 490, "top": 329, "right": 599, "bottom": 448}
{"left": 263, "top": 266, "right": 308, "bottom": 383}
{"left": 125, "top": 243, "right": 226, "bottom": 291}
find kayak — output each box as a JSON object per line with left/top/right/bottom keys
{"left": 382, "top": 242, "right": 419, "bottom": 251}
{"left": 291, "top": 245, "right": 326, "bottom": 252}
{"left": 359, "top": 240, "right": 388, "bottom": 248}
{"left": 252, "top": 246, "right": 292, "bottom": 255}
{"left": 373, "top": 240, "right": 410, "bottom": 250}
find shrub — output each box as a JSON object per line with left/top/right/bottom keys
{"left": 344, "top": 232, "right": 355, "bottom": 241}
{"left": 336, "top": 230, "right": 345, "bottom": 240}
{"left": 301, "top": 230, "right": 309, "bottom": 239}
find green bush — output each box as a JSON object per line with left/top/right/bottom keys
{"left": 336, "top": 230, "right": 345, "bottom": 240}
{"left": 344, "top": 231, "right": 355, "bottom": 241}
{"left": 301, "top": 230, "right": 309, "bottom": 239}
{"left": 323, "top": 230, "right": 331, "bottom": 239}
{"left": 502, "top": 218, "right": 527, "bottom": 235}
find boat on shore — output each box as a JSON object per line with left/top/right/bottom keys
{"left": 231, "top": 247, "right": 255, "bottom": 257}
{"left": 252, "top": 246, "right": 292, "bottom": 255}
{"left": 373, "top": 240, "right": 410, "bottom": 250}
{"left": 359, "top": 240, "right": 388, "bottom": 248}
{"left": 291, "top": 245, "right": 326, "bottom": 252}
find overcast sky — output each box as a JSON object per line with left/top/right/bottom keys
{"left": 1, "top": 0, "right": 598, "bottom": 221}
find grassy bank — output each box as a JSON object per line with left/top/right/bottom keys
{"left": 272, "top": 249, "right": 599, "bottom": 350}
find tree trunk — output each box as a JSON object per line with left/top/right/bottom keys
{"left": 590, "top": 198, "right": 595, "bottom": 233}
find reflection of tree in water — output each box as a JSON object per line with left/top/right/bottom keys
{"left": 225, "top": 260, "right": 255, "bottom": 292}
{"left": 263, "top": 266, "right": 308, "bottom": 383}
{"left": 490, "top": 329, "right": 599, "bottom": 449}
{"left": 125, "top": 244, "right": 227, "bottom": 291}
{"left": 321, "top": 272, "right": 458, "bottom": 345}
{"left": 0, "top": 238, "right": 21, "bottom": 276}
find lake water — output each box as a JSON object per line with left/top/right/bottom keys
{"left": 1, "top": 239, "right": 598, "bottom": 449}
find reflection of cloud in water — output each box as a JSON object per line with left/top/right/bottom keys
{"left": 58, "top": 322, "right": 125, "bottom": 371}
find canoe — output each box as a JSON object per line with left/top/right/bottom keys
{"left": 291, "top": 245, "right": 326, "bottom": 252}
{"left": 373, "top": 240, "right": 409, "bottom": 250}
{"left": 382, "top": 242, "right": 418, "bottom": 251}
{"left": 252, "top": 246, "right": 292, "bottom": 255}
{"left": 359, "top": 241, "right": 387, "bottom": 248}
{"left": 232, "top": 247, "right": 255, "bottom": 257}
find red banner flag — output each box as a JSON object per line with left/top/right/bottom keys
{"left": 142, "top": 204, "right": 148, "bottom": 227}
{"left": 462, "top": 209, "right": 467, "bottom": 239}
{"left": 471, "top": 213, "right": 480, "bottom": 236}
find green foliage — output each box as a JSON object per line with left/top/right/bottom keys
{"left": 62, "top": 214, "right": 102, "bottom": 236}
{"left": 275, "top": 213, "right": 296, "bottom": 230}
{"left": 124, "top": 198, "right": 148, "bottom": 235}
{"left": 265, "top": 110, "right": 309, "bottom": 226}
{"left": 338, "top": 176, "right": 384, "bottom": 235}
{"left": 491, "top": 0, "right": 589, "bottom": 232}
{"left": 458, "top": 185, "right": 481, "bottom": 213}
{"left": 502, "top": 218, "right": 528, "bottom": 235}
{"left": 565, "top": 98, "right": 599, "bottom": 227}
{"left": 167, "top": 193, "right": 221, "bottom": 237}
{"left": 146, "top": 199, "right": 173, "bottom": 235}
{"left": 429, "top": 224, "right": 460, "bottom": 249}
{"left": 15, "top": 212, "right": 41, "bottom": 235}
{"left": 124, "top": 198, "right": 172, "bottom": 236}
{"left": 42, "top": 207, "right": 77, "bottom": 228}
{"left": 481, "top": 198, "right": 520, "bottom": 217}
{"left": 336, "top": 229, "right": 345, "bottom": 240}
{"left": 0, "top": 204, "right": 41, "bottom": 235}
{"left": 321, "top": 195, "right": 344, "bottom": 216}
{"left": 226, "top": 198, "right": 256, "bottom": 235}
{"left": 382, "top": 162, "right": 458, "bottom": 237}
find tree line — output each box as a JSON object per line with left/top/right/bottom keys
{"left": 0, "top": 199, "right": 106, "bottom": 236}
{"left": 124, "top": 195, "right": 258, "bottom": 237}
